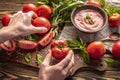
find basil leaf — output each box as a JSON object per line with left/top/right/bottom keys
{"left": 99, "top": 0, "right": 106, "bottom": 7}
{"left": 36, "top": 54, "right": 43, "bottom": 65}
{"left": 66, "top": 37, "right": 90, "bottom": 64}
{"left": 105, "top": 58, "right": 119, "bottom": 66}
{"left": 113, "top": 7, "right": 120, "bottom": 14}
{"left": 25, "top": 34, "right": 39, "bottom": 41}
{"left": 25, "top": 53, "right": 31, "bottom": 64}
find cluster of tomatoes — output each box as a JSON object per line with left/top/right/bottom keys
{"left": 87, "top": 41, "right": 120, "bottom": 59}
{"left": 0, "top": 3, "right": 53, "bottom": 53}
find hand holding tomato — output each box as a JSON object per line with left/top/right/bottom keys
{"left": 87, "top": 41, "right": 106, "bottom": 59}
{"left": 108, "top": 13, "right": 120, "bottom": 27}
{"left": 51, "top": 40, "right": 70, "bottom": 60}
{"left": 8, "top": 11, "right": 47, "bottom": 36}
{"left": 39, "top": 50, "right": 74, "bottom": 80}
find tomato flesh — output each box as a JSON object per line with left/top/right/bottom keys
{"left": 18, "top": 40, "right": 38, "bottom": 50}
{"left": 86, "top": 0, "right": 101, "bottom": 8}
{"left": 0, "top": 39, "right": 16, "bottom": 53}
{"left": 39, "top": 31, "right": 53, "bottom": 47}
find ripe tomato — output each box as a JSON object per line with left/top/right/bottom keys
{"left": 32, "top": 17, "right": 51, "bottom": 34}
{"left": 36, "top": 4, "right": 52, "bottom": 19}
{"left": 112, "top": 41, "right": 120, "bottom": 58}
{"left": 39, "top": 31, "right": 53, "bottom": 47}
{"left": 2, "top": 14, "right": 12, "bottom": 26}
{"left": 22, "top": 3, "right": 37, "bottom": 13}
{"left": 51, "top": 40, "right": 70, "bottom": 60}
{"left": 18, "top": 40, "right": 38, "bottom": 50}
{"left": 87, "top": 41, "right": 106, "bottom": 59}
{"left": 86, "top": 0, "right": 101, "bottom": 8}
{"left": 108, "top": 13, "right": 120, "bottom": 27}
{"left": 0, "top": 39, "right": 16, "bottom": 53}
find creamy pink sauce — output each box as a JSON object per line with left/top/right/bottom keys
{"left": 74, "top": 9, "right": 104, "bottom": 32}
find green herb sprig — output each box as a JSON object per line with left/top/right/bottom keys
{"left": 86, "top": 14, "right": 94, "bottom": 25}
{"left": 66, "top": 37, "right": 90, "bottom": 64}
{"left": 36, "top": 54, "right": 43, "bottom": 65}
{"left": 105, "top": 58, "right": 119, "bottom": 66}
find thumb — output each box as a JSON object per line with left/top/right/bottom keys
{"left": 42, "top": 51, "right": 52, "bottom": 66}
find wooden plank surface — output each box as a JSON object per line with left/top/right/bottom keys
{"left": 0, "top": 0, "right": 120, "bottom": 80}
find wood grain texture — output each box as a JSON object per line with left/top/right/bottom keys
{"left": 0, "top": 0, "right": 120, "bottom": 80}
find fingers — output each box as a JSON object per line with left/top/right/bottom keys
{"left": 31, "top": 26, "right": 48, "bottom": 33}
{"left": 57, "top": 50, "right": 74, "bottom": 69}
{"left": 42, "top": 51, "right": 52, "bottom": 66}
{"left": 24, "top": 11, "right": 37, "bottom": 19}
{"left": 64, "top": 51, "right": 74, "bottom": 73}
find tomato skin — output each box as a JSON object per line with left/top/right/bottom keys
{"left": 108, "top": 13, "right": 120, "bottom": 27}
{"left": 0, "top": 39, "right": 16, "bottom": 53}
{"left": 2, "top": 14, "right": 12, "bottom": 26}
{"left": 112, "top": 41, "right": 120, "bottom": 58}
{"left": 36, "top": 4, "right": 52, "bottom": 19}
{"left": 87, "top": 41, "right": 106, "bottom": 59}
{"left": 86, "top": 0, "right": 101, "bottom": 8}
{"left": 39, "top": 31, "right": 53, "bottom": 47}
{"left": 18, "top": 40, "right": 38, "bottom": 50}
{"left": 51, "top": 40, "right": 70, "bottom": 60}
{"left": 22, "top": 3, "right": 37, "bottom": 13}
{"left": 32, "top": 17, "right": 51, "bottom": 34}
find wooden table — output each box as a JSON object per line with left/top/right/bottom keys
{"left": 0, "top": 0, "right": 120, "bottom": 80}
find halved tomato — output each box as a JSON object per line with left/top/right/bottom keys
{"left": 38, "top": 31, "right": 53, "bottom": 47}
{"left": 0, "top": 39, "right": 16, "bottom": 53}
{"left": 18, "top": 40, "right": 38, "bottom": 50}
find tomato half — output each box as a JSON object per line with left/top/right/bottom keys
{"left": 0, "top": 39, "right": 16, "bottom": 53}
{"left": 51, "top": 40, "right": 70, "bottom": 60}
{"left": 39, "top": 31, "right": 53, "bottom": 47}
{"left": 86, "top": 0, "right": 101, "bottom": 8}
{"left": 32, "top": 17, "right": 51, "bottom": 34}
{"left": 112, "top": 41, "right": 120, "bottom": 58}
{"left": 36, "top": 4, "right": 52, "bottom": 19}
{"left": 22, "top": 3, "right": 37, "bottom": 13}
{"left": 87, "top": 41, "right": 106, "bottom": 59}
{"left": 18, "top": 40, "right": 38, "bottom": 50}
{"left": 2, "top": 14, "right": 12, "bottom": 26}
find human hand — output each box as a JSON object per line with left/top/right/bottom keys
{"left": 8, "top": 11, "right": 47, "bottom": 37}
{"left": 38, "top": 50, "right": 74, "bottom": 80}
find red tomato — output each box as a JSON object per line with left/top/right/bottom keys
{"left": 108, "top": 13, "right": 120, "bottom": 27}
{"left": 0, "top": 39, "right": 16, "bottom": 53}
{"left": 36, "top": 4, "right": 52, "bottom": 19}
{"left": 39, "top": 31, "right": 53, "bottom": 47}
{"left": 2, "top": 14, "right": 12, "bottom": 26}
{"left": 86, "top": 0, "right": 101, "bottom": 8}
{"left": 87, "top": 41, "right": 106, "bottom": 59}
{"left": 51, "top": 40, "right": 70, "bottom": 60}
{"left": 112, "top": 41, "right": 120, "bottom": 58}
{"left": 22, "top": 3, "right": 37, "bottom": 13}
{"left": 18, "top": 40, "right": 38, "bottom": 50}
{"left": 32, "top": 17, "right": 51, "bottom": 34}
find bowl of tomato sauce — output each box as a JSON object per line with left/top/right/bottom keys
{"left": 71, "top": 5, "right": 108, "bottom": 33}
